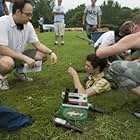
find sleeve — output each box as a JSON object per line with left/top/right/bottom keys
{"left": 0, "top": 20, "right": 8, "bottom": 46}
{"left": 97, "top": 6, "right": 102, "bottom": 16}
{"left": 27, "top": 22, "right": 39, "bottom": 43}
{"left": 91, "top": 78, "right": 111, "bottom": 94}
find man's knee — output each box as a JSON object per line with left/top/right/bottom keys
{"left": 0, "top": 56, "right": 15, "bottom": 72}
{"left": 109, "top": 60, "right": 125, "bottom": 75}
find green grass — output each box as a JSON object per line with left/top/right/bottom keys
{"left": 0, "top": 31, "right": 140, "bottom": 140}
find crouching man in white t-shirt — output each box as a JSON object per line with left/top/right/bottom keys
{"left": 0, "top": 0, "right": 57, "bottom": 90}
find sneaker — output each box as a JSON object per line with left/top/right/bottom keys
{"left": 133, "top": 111, "right": 140, "bottom": 118}
{"left": 0, "top": 77, "right": 9, "bottom": 90}
{"left": 61, "top": 41, "right": 64, "bottom": 45}
{"left": 13, "top": 71, "right": 33, "bottom": 82}
{"left": 54, "top": 41, "right": 58, "bottom": 45}
{"left": 88, "top": 103, "right": 104, "bottom": 113}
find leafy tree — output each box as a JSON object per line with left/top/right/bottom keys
{"left": 65, "top": 4, "right": 85, "bottom": 27}
{"left": 31, "top": 0, "right": 140, "bottom": 29}
{"left": 32, "top": 0, "right": 54, "bottom": 27}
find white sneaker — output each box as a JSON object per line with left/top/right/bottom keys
{"left": 54, "top": 41, "right": 58, "bottom": 45}
{"left": 61, "top": 41, "right": 64, "bottom": 45}
{"left": 13, "top": 71, "right": 33, "bottom": 82}
{"left": 133, "top": 111, "right": 140, "bottom": 118}
{"left": 0, "top": 76, "right": 9, "bottom": 90}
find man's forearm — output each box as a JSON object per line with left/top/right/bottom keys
{"left": 73, "top": 75, "right": 85, "bottom": 93}
{"left": 33, "top": 42, "right": 53, "bottom": 54}
{"left": 97, "top": 16, "right": 101, "bottom": 28}
{"left": 83, "top": 14, "right": 86, "bottom": 25}
{"left": 0, "top": 45, "right": 30, "bottom": 61}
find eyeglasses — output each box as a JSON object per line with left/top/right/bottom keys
{"left": 22, "top": 11, "right": 33, "bottom": 17}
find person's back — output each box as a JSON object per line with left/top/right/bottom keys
{"left": 94, "top": 31, "right": 115, "bottom": 48}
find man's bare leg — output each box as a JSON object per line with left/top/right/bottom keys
{"left": 131, "top": 86, "right": 140, "bottom": 96}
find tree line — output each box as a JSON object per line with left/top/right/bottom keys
{"left": 32, "top": 0, "right": 140, "bottom": 29}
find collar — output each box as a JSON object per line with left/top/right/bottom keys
{"left": 89, "top": 72, "right": 105, "bottom": 80}
{"left": 9, "top": 15, "right": 16, "bottom": 28}
{"left": 9, "top": 15, "right": 24, "bottom": 30}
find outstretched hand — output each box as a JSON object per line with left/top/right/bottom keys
{"left": 50, "top": 52, "right": 57, "bottom": 64}
{"left": 67, "top": 66, "right": 78, "bottom": 77}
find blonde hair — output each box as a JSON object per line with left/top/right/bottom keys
{"left": 119, "top": 21, "right": 132, "bottom": 37}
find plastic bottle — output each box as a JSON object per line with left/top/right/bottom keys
{"left": 52, "top": 117, "right": 83, "bottom": 133}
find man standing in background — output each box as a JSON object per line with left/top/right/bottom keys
{"left": 83, "top": 0, "right": 102, "bottom": 43}
{"left": 53, "top": 0, "right": 65, "bottom": 46}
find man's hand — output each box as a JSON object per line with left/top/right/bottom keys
{"left": 50, "top": 52, "right": 57, "bottom": 64}
{"left": 67, "top": 67, "right": 78, "bottom": 78}
{"left": 24, "top": 57, "right": 36, "bottom": 68}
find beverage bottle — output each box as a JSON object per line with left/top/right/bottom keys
{"left": 62, "top": 88, "right": 69, "bottom": 104}
{"left": 52, "top": 117, "right": 83, "bottom": 133}
{"left": 74, "top": 88, "right": 78, "bottom": 93}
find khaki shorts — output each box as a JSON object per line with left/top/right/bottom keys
{"left": 54, "top": 22, "right": 65, "bottom": 36}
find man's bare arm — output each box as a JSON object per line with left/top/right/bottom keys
{"left": 96, "top": 32, "right": 140, "bottom": 58}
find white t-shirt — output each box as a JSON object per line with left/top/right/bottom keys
{"left": 94, "top": 31, "right": 115, "bottom": 48}
{"left": 84, "top": 5, "right": 102, "bottom": 25}
{"left": 0, "top": 15, "right": 39, "bottom": 53}
{"left": 53, "top": 5, "right": 65, "bottom": 22}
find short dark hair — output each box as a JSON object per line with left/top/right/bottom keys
{"left": 12, "top": 0, "right": 33, "bottom": 14}
{"left": 86, "top": 53, "right": 107, "bottom": 72}
{"left": 132, "top": 14, "right": 140, "bottom": 25}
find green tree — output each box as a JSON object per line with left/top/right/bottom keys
{"left": 65, "top": 4, "right": 85, "bottom": 27}
{"left": 32, "top": 0, "right": 54, "bottom": 27}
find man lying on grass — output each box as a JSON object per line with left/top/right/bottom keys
{"left": 67, "top": 53, "right": 110, "bottom": 97}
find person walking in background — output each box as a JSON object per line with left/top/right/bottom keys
{"left": 53, "top": 0, "right": 65, "bottom": 46}
{"left": 83, "top": 0, "right": 102, "bottom": 44}
{"left": 38, "top": 16, "right": 44, "bottom": 33}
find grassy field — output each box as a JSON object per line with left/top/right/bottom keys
{"left": 0, "top": 31, "right": 140, "bottom": 140}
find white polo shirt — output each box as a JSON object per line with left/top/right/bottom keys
{"left": 0, "top": 15, "right": 39, "bottom": 53}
